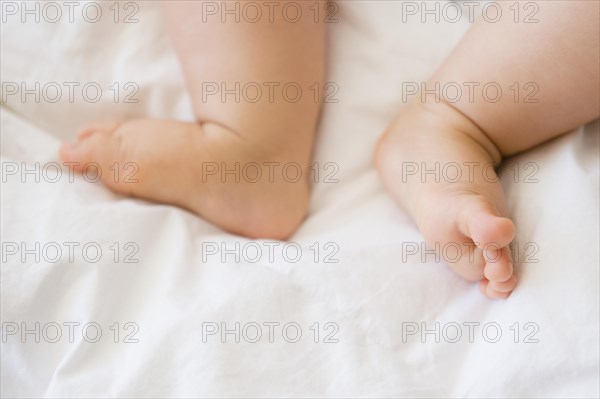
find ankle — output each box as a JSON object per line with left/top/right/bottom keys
{"left": 420, "top": 100, "right": 503, "bottom": 165}
{"left": 191, "top": 123, "right": 312, "bottom": 240}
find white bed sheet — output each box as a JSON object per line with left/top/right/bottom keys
{"left": 1, "top": 1, "right": 599, "bottom": 397}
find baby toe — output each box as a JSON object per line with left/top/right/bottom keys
{"left": 480, "top": 279, "right": 512, "bottom": 300}
{"left": 484, "top": 246, "right": 513, "bottom": 282}
{"left": 489, "top": 275, "right": 517, "bottom": 293}
{"left": 60, "top": 131, "right": 122, "bottom": 178}
{"left": 446, "top": 243, "right": 485, "bottom": 282}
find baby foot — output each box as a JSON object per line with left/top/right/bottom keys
{"left": 375, "top": 101, "right": 517, "bottom": 299}
{"left": 59, "top": 118, "right": 309, "bottom": 239}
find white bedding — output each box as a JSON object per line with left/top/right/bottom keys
{"left": 1, "top": 1, "right": 599, "bottom": 397}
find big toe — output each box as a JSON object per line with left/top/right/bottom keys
{"left": 59, "top": 131, "right": 127, "bottom": 192}
{"left": 61, "top": 131, "right": 115, "bottom": 165}
{"left": 462, "top": 197, "right": 515, "bottom": 249}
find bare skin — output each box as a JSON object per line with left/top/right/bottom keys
{"left": 376, "top": 1, "right": 600, "bottom": 298}
{"left": 59, "top": 1, "right": 598, "bottom": 298}
{"left": 60, "top": 1, "right": 326, "bottom": 239}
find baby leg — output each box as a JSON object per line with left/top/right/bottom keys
{"left": 376, "top": 0, "right": 599, "bottom": 298}
{"left": 60, "top": 1, "right": 326, "bottom": 239}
